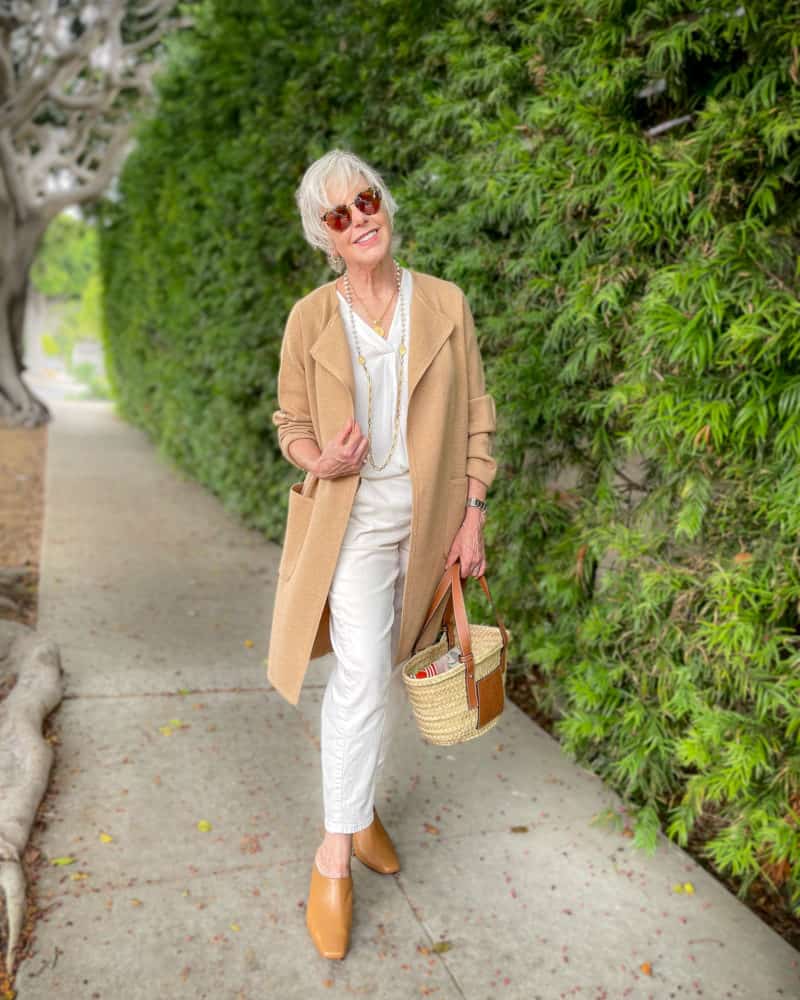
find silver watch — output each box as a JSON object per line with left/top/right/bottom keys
{"left": 465, "top": 496, "right": 488, "bottom": 513}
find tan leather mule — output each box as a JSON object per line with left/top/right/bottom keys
{"left": 352, "top": 808, "right": 400, "bottom": 874}
{"left": 306, "top": 861, "right": 353, "bottom": 960}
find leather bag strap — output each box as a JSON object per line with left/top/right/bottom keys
{"left": 417, "top": 563, "right": 510, "bottom": 710}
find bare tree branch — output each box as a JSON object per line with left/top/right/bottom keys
{"left": 0, "top": 0, "right": 194, "bottom": 426}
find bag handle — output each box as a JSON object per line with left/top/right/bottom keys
{"left": 416, "top": 563, "right": 509, "bottom": 710}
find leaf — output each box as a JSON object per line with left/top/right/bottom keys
{"left": 99, "top": 832, "right": 113, "bottom": 843}
{"left": 51, "top": 856, "right": 76, "bottom": 866}
{"left": 243, "top": 639, "right": 254, "bottom": 648}
{"left": 432, "top": 940, "right": 452, "bottom": 953}
{"left": 197, "top": 819, "right": 212, "bottom": 832}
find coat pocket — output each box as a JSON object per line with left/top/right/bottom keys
{"left": 278, "top": 482, "right": 315, "bottom": 581}
{"left": 442, "top": 475, "right": 468, "bottom": 558}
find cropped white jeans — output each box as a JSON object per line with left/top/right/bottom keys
{"left": 321, "top": 470, "right": 413, "bottom": 834}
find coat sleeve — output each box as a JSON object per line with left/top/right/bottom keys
{"left": 271, "top": 302, "right": 318, "bottom": 470}
{"left": 462, "top": 292, "right": 498, "bottom": 490}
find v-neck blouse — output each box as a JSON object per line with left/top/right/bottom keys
{"left": 336, "top": 268, "right": 411, "bottom": 479}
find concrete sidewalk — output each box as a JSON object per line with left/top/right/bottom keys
{"left": 13, "top": 398, "right": 800, "bottom": 1000}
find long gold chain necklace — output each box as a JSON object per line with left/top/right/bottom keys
{"left": 342, "top": 260, "right": 407, "bottom": 471}
{"left": 352, "top": 284, "right": 396, "bottom": 339}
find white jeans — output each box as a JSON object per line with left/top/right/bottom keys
{"left": 321, "top": 471, "right": 412, "bottom": 833}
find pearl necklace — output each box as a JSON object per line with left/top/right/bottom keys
{"left": 342, "top": 260, "right": 407, "bottom": 471}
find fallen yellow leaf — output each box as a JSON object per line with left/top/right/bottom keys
{"left": 169, "top": 718, "right": 184, "bottom": 728}
{"left": 51, "top": 856, "right": 76, "bottom": 866}
{"left": 159, "top": 725, "right": 173, "bottom": 736}
{"left": 683, "top": 881, "right": 695, "bottom": 894}
{"left": 70, "top": 872, "right": 90, "bottom": 881}
{"left": 99, "top": 832, "right": 113, "bottom": 843}
{"left": 243, "top": 639, "right": 254, "bottom": 648}
{"left": 672, "top": 883, "right": 684, "bottom": 893}
{"left": 431, "top": 941, "right": 452, "bottom": 953}
{"left": 197, "top": 820, "right": 212, "bottom": 832}
{"left": 230, "top": 923, "right": 241, "bottom": 932}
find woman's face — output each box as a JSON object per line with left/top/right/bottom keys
{"left": 323, "top": 174, "right": 391, "bottom": 273}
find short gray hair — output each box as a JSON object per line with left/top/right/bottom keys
{"left": 295, "top": 148, "right": 400, "bottom": 273}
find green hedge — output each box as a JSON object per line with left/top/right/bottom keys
{"left": 99, "top": 0, "right": 800, "bottom": 913}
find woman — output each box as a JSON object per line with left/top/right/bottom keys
{"left": 268, "top": 149, "right": 497, "bottom": 959}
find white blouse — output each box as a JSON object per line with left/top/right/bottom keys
{"left": 336, "top": 268, "right": 412, "bottom": 480}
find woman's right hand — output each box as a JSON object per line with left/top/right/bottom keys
{"left": 313, "top": 416, "right": 369, "bottom": 479}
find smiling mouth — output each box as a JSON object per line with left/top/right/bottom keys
{"left": 354, "top": 228, "right": 379, "bottom": 245}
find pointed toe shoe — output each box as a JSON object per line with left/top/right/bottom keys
{"left": 306, "top": 860, "right": 353, "bottom": 960}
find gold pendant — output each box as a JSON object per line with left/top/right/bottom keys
{"left": 373, "top": 322, "right": 385, "bottom": 338}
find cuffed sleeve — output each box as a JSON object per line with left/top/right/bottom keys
{"left": 463, "top": 293, "right": 498, "bottom": 490}
{"left": 271, "top": 303, "right": 318, "bottom": 470}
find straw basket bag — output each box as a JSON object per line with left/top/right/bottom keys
{"left": 401, "top": 562, "right": 511, "bottom": 745}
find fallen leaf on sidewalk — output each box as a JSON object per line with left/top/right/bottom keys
{"left": 431, "top": 941, "right": 452, "bottom": 953}
{"left": 197, "top": 820, "right": 212, "bottom": 832}
{"left": 99, "top": 832, "right": 113, "bottom": 843}
{"left": 240, "top": 834, "right": 262, "bottom": 854}
{"left": 423, "top": 822, "right": 440, "bottom": 835}
{"left": 50, "top": 856, "right": 76, "bottom": 866}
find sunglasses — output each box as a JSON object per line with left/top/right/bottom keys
{"left": 320, "top": 186, "right": 382, "bottom": 232}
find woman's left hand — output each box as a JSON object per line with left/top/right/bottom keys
{"left": 445, "top": 510, "right": 487, "bottom": 579}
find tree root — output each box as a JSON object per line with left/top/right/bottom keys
{"left": 0, "top": 388, "right": 51, "bottom": 429}
{"left": 0, "top": 621, "right": 63, "bottom": 975}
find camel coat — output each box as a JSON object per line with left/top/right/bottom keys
{"left": 265, "top": 268, "right": 497, "bottom": 706}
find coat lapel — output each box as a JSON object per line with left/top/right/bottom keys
{"left": 308, "top": 268, "right": 455, "bottom": 407}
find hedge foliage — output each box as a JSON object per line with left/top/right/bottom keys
{"left": 98, "top": 0, "right": 800, "bottom": 913}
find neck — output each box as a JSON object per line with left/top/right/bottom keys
{"left": 341, "top": 254, "right": 396, "bottom": 299}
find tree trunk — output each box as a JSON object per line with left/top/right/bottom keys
{"left": 0, "top": 213, "right": 51, "bottom": 428}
